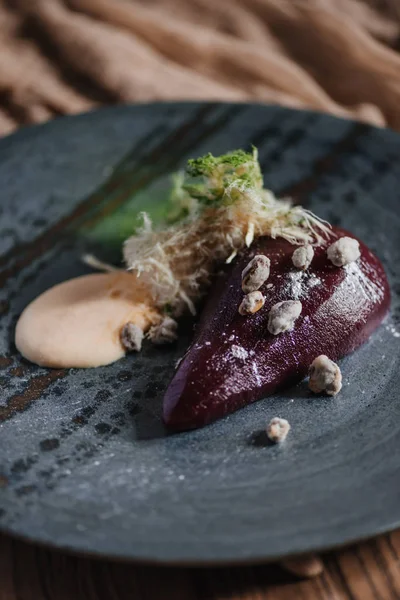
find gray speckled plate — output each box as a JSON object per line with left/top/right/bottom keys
{"left": 0, "top": 103, "right": 399, "bottom": 565}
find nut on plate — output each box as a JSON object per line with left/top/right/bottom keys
{"left": 148, "top": 316, "right": 178, "bottom": 345}
{"left": 327, "top": 236, "right": 360, "bottom": 267}
{"left": 267, "top": 417, "right": 291, "bottom": 443}
{"left": 120, "top": 322, "right": 144, "bottom": 352}
{"left": 241, "top": 255, "right": 270, "bottom": 293}
{"left": 292, "top": 245, "right": 314, "bottom": 270}
{"left": 267, "top": 300, "right": 302, "bottom": 335}
{"left": 308, "top": 354, "right": 342, "bottom": 396}
{"left": 239, "top": 291, "right": 265, "bottom": 315}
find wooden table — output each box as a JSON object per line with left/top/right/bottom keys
{"left": 1, "top": 530, "right": 400, "bottom": 599}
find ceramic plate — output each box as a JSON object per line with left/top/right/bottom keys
{"left": 0, "top": 103, "right": 399, "bottom": 564}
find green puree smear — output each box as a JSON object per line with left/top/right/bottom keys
{"left": 82, "top": 148, "right": 264, "bottom": 253}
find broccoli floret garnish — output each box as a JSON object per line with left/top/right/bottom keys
{"left": 186, "top": 148, "right": 257, "bottom": 177}
{"left": 183, "top": 147, "right": 263, "bottom": 206}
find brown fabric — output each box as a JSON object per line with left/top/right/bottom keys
{"left": 1, "top": 0, "right": 400, "bottom": 136}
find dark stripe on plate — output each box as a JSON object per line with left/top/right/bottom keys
{"left": 249, "top": 108, "right": 296, "bottom": 150}
{"left": 78, "top": 104, "right": 246, "bottom": 230}
{"left": 0, "top": 104, "right": 244, "bottom": 289}
{"left": 279, "top": 122, "right": 369, "bottom": 202}
{"left": 0, "top": 369, "right": 67, "bottom": 422}
{"left": 0, "top": 105, "right": 213, "bottom": 277}
{"left": 0, "top": 356, "right": 13, "bottom": 369}
{"left": 259, "top": 113, "right": 320, "bottom": 169}
{"left": 0, "top": 120, "right": 167, "bottom": 271}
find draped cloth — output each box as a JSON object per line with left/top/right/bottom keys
{"left": 1, "top": 0, "right": 400, "bottom": 136}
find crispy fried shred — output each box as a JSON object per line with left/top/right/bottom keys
{"left": 124, "top": 148, "right": 331, "bottom": 315}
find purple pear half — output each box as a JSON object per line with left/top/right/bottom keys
{"left": 163, "top": 227, "right": 390, "bottom": 430}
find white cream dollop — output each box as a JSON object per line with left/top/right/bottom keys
{"left": 15, "top": 272, "right": 158, "bottom": 368}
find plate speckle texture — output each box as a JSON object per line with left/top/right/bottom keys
{"left": 0, "top": 103, "right": 399, "bottom": 564}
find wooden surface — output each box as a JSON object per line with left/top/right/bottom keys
{"left": 2, "top": 5, "right": 400, "bottom": 586}
{"left": 1, "top": 531, "right": 400, "bottom": 599}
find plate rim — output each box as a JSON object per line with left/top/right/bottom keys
{"left": 1, "top": 101, "right": 399, "bottom": 565}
